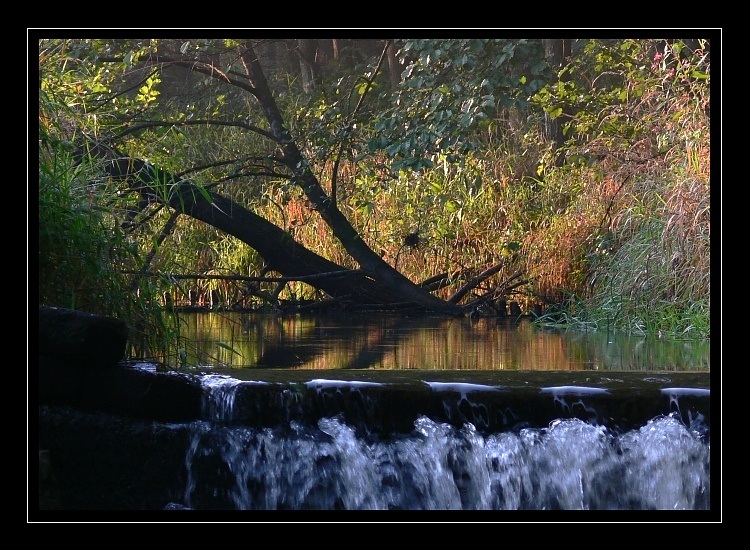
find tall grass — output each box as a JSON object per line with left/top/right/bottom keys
{"left": 37, "top": 146, "right": 188, "bottom": 364}
{"left": 38, "top": 38, "right": 710, "bottom": 346}
{"left": 243, "top": 85, "right": 710, "bottom": 341}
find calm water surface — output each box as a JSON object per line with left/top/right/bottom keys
{"left": 174, "top": 312, "right": 710, "bottom": 372}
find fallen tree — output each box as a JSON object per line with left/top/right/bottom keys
{"left": 96, "top": 154, "right": 460, "bottom": 311}
{"left": 78, "top": 40, "right": 519, "bottom": 315}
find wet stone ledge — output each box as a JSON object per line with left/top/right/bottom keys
{"left": 198, "top": 373, "right": 710, "bottom": 436}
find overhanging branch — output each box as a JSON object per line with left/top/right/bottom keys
{"left": 124, "top": 270, "right": 364, "bottom": 284}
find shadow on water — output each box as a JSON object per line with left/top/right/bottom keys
{"left": 176, "top": 312, "right": 710, "bottom": 372}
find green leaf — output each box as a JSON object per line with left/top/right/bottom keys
{"left": 194, "top": 184, "right": 213, "bottom": 203}
{"left": 216, "top": 341, "right": 243, "bottom": 357}
{"left": 357, "top": 201, "right": 374, "bottom": 216}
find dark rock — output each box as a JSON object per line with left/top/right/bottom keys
{"left": 37, "top": 306, "right": 203, "bottom": 422}
{"left": 39, "top": 361, "right": 204, "bottom": 423}
{"left": 38, "top": 306, "right": 130, "bottom": 368}
{"left": 38, "top": 406, "right": 192, "bottom": 511}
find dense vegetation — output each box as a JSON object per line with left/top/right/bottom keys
{"left": 37, "top": 36, "right": 711, "bottom": 364}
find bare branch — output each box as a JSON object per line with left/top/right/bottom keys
{"left": 114, "top": 119, "right": 277, "bottom": 142}
{"left": 330, "top": 41, "right": 389, "bottom": 207}
{"left": 153, "top": 54, "right": 257, "bottom": 94}
{"left": 125, "top": 270, "right": 365, "bottom": 284}
{"left": 448, "top": 262, "right": 506, "bottom": 304}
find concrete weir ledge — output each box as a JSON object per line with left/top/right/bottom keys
{"left": 40, "top": 360, "right": 710, "bottom": 436}
{"left": 36, "top": 306, "right": 710, "bottom": 435}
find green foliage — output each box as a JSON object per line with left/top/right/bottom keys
{"left": 531, "top": 38, "right": 710, "bottom": 153}
{"left": 364, "top": 39, "right": 552, "bottom": 172}
{"left": 38, "top": 150, "right": 136, "bottom": 313}
{"left": 38, "top": 41, "right": 186, "bottom": 362}
{"left": 37, "top": 143, "right": 187, "bottom": 361}
{"left": 37, "top": 36, "right": 711, "bottom": 347}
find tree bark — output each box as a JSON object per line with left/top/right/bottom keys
{"left": 239, "top": 42, "right": 464, "bottom": 315}
{"left": 102, "top": 157, "right": 413, "bottom": 307}
{"left": 296, "top": 39, "right": 321, "bottom": 93}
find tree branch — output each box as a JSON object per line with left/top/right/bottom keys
{"left": 448, "top": 262, "right": 506, "bottom": 304}
{"left": 114, "top": 119, "right": 277, "bottom": 142}
{"left": 125, "top": 270, "right": 364, "bottom": 284}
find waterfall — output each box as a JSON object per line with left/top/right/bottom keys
{"left": 38, "top": 368, "right": 711, "bottom": 512}
{"left": 177, "top": 377, "right": 710, "bottom": 511}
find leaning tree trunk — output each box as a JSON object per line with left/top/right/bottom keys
{"left": 239, "top": 42, "right": 463, "bottom": 316}
{"left": 102, "top": 157, "right": 411, "bottom": 307}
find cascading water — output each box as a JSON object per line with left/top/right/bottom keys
{"left": 36, "top": 310, "right": 714, "bottom": 515}
{"left": 175, "top": 373, "right": 710, "bottom": 511}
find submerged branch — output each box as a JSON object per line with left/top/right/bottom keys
{"left": 419, "top": 271, "right": 462, "bottom": 292}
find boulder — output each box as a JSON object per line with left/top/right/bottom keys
{"left": 37, "top": 306, "right": 203, "bottom": 421}
{"left": 38, "top": 306, "right": 130, "bottom": 368}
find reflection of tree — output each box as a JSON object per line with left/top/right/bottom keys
{"left": 342, "top": 316, "right": 454, "bottom": 369}
{"left": 255, "top": 345, "right": 320, "bottom": 368}
{"left": 253, "top": 317, "right": 365, "bottom": 369}
{"left": 242, "top": 315, "right": 320, "bottom": 369}
{"left": 187, "top": 314, "right": 709, "bottom": 371}
{"left": 245, "top": 314, "right": 434, "bottom": 369}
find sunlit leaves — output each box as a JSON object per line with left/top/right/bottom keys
{"left": 136, "top": 75, "right": 161, "bottom": 105}
{"left": 529, "top": 38, "right": 709, "bottom": 156}
{"left": 691, "top": 70, "right": 708, "bottom": 80}
{"left": 366, "top": 38, "right": 552, "bottom": 173}
{"left": 356, "top": 79, "right": 377, "bottom": 96}
{"left": 354, "top": 199, "right": 374, "bottom": 216}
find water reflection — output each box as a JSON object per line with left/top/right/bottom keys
{"left": 176, "top": 312, "right": 710, "bottom": 372}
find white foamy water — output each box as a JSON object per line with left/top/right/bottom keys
{"left": 200, "top": 375, "right": 249, "bottom": 422}
{"left": 180, "top": 413, "right": 709, "bottom": 511}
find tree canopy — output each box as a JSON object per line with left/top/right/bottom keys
{"left": 37, "top": 35, "right": 712, "bottom": 346}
